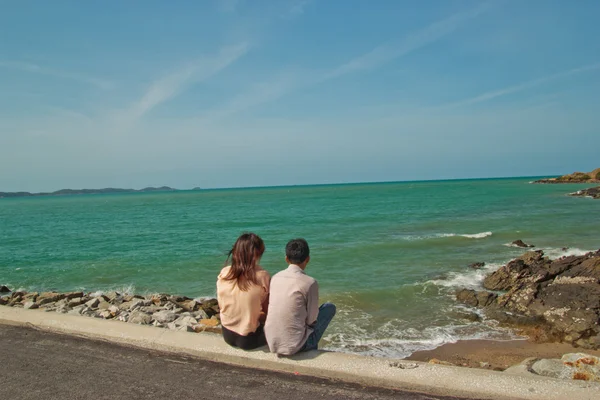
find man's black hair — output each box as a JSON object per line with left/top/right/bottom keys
{"left": 286, "top": 238, "right": 310, "bottom": 265}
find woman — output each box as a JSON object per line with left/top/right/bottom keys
{"left": 216, "top": 232, "right": 270, "bottom": 350}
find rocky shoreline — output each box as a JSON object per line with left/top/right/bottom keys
{"left": 456, "top": 249, "right": 600, "bottom": 349}
{"left": 0, "top": 288, "right": 222, "bottom": 333}
{"left": 570, "top": 187, "right": 600, "bottom": 199}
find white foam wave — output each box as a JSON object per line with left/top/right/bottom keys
{"left": 90, "top": 284, "right": 137, "bottom": 297}
{"left": 425, "top": 263, "right": 502, "bottom": 290}
{"left": 543, "top": 247, "right": 593, "bottom": 259}
{"left": 323, "top": 321, "right": 519, "bottom": 358}
{"left": 398, "top": 231, "right": 492, "bottom": 241}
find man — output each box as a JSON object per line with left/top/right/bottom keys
{"left": 264, "top": 238, "right": 336, "bottom": 355}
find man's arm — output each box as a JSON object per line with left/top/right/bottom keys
{"left": 306, "top": 281, "right": 319, "bottom": 326}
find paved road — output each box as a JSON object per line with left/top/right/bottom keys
{"left": 0, "top": 324, "right": 476, "bottom": 400}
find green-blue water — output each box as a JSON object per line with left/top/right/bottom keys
{"left": 1, "top": 178, "right": 598, "bottom": 357}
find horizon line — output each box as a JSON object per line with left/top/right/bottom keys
{"left": 0, "top": 174, "right": 562, "bottom": 195}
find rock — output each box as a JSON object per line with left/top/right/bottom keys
{"left": 22, "top": 292, "right": 38, "bottom": 301}
{"left": 570, "top": 187, "right": 600, "bottom": 199}
{"left": 97, "top": 310, "right": 112, "bottom": 319}
{"left": 139, "top": 305, "right": 163, "bottom": 314}
{"left": 55, "top": 303, "right": 71, "bottom": 314}
{"left": 37, "top": 292, "right": 66, "bottom": 305}
{"left": 174, "top": 316, "right": 197, "bottom": 327}
{"left": 0, "top": 296, "right": 8, "bottom": 305}
{"left": 67, "top": 297, "right": 85, "bottom": 307}
{"left": 531, "top": 358, "right": 566, "bottom": 379}
{"left": 503, "top": 357, "right": 538, "bottom": 376}
{"left": 191, "top": 310, "right": 210, "bottom": 320}
{"left": 64, "top": 291, "right": 84, "bottom": 300}
{"left": 23, "top": 301, "right": 39, "bottom": 310}
{"left": 199, "top": 318, "right": 220, "bottom": 327}
{"left": 85, "top": 298, "right": 100, "bottom": 309}
{"left": 167, "top": 322, "right": 177, "bottom": 330}
{"left": 97, "top": 301, "right": 111, "bottom": 310}
{"left": 475, "top": 250, "right": 600, "bottom": 349}
{"left": 561, "top": 353, "right": 600, "bottom": 382}
{"left": 150, "top": 294, "right": 168, "bottom": 306}
{"left": 178, "top": 299, "right": 198, "bottom": 312}
{"left": 455, "top": 289, "right": 478, "bottom": 307}
{"left": 512, "top": 240, "right": 535, "bottom": 248}
{"left": 108, "top": 305, "right": 120, "bottom": 316}
{"left": 68, "top": 305, "right": 87, "bottom": 315}
{"left": 177, "top": 325, "right": 194, "bottom": 332}
{"left": 0, "top": 285, "right": 11, "bottom": 293}
{"left": 152, "top": 310, "right": 177, "bottom": 324}
{"left": 128, "top": 310, "right": 151, "bottom": 325}
{"left": 199, "top": 298, "right": 220, "bottom": 316}
{"left": 469, "top": 262, "right": 485, "bottom": 269}
{"left": 119, "top": 299, "right": 144, "bottom": 311}
{"left": 455, "top": 289, "right": 497, "bottom": 308}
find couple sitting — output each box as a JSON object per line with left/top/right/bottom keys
{"left": 216, "top": 233, "right": 336, "bottom": 355}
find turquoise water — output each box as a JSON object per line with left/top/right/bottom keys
{"left": 1, "top": 178, "right": 598, "bottom": 357}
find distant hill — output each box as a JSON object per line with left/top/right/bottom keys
{"left": 534, "top": 168, "right": 600, "bottom": 184}
{"left": 0, "top": 186, "right": 177, "bottom": 198}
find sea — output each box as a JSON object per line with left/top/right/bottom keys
{"left": 1, "top": 177, "right": 598, "bottom": 358}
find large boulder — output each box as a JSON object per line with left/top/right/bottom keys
{"left": 0, "top": 285, "right": 11, "bottom": 293}
{"left": 463, "top": 250, "right": 600, "bottom": 348}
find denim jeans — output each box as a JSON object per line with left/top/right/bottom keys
{"left": 300, "top": 302, "right": 337, "bottom": 352}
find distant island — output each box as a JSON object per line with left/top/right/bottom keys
{"left": 534, "top": 168, "right": 600, "bottom": 184}
{"left": 0, "top": 186, "right": 177, "bottom": 198}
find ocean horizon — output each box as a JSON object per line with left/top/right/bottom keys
{"left": 1, "top": 176, "right": 597, "bottom": 358}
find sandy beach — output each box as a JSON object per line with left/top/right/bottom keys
{"left": 407, "top": 339, "right": 600, "bottom": 371}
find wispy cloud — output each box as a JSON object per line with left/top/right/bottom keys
{"left": 126, "top": 43, "right": 250, "bottom": 122}
{"left": 289, "top": 0, "right": 310, "bottom": 16}
{"left": 449, "top": 62, "right": 600, "bottom": 107}
{"left": 0, "top": 60, "right": 114, "bottom": 89}
{"left": 199, "top": 3, "right": 491, "bottom": 120}
{"left": 326, "top": 2, "right": 493, "bottom": 79}
{"left": 217, "top": 0, "right": 241, "bottom": 13}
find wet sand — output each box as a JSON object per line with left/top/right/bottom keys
{"left": 406, "top": 339, "right": 600, "bottom": 371}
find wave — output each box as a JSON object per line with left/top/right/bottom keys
{"left": 426, "top": 246, "right": 595, "bottom": 292}
{"left": 443, "top": 231, "right": 493, "bottom": 239}
{"left": 398, "top": 231, "right": 493, "bottom": 241}
{"left": 323, "top": 320, "right": 519, "bottom": 358}
{"left": 425, "top": 263, "right": 502, "bottom": 290}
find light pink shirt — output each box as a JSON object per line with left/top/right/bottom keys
{"left": 264, "top": 264, "right": 319, "bottom": 355}
{"left": 217, "top": 266, "right": 270, "bottom": 336}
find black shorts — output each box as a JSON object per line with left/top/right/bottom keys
{"left": 221, "top": 325, "right": 267, "bottom": 350}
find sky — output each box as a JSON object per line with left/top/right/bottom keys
{"left": 1, "top": 0, "right": 599, "bottom": 192}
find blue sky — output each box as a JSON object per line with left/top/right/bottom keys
{"left": 1, "top": 0, "right": 599, "bottom": 191}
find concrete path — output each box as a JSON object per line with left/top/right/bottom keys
{"left": 1, "top": 306, "right": 599, "bottom": 399}
{"left": 0, "top": 324, "right": 468, "bottom": 400}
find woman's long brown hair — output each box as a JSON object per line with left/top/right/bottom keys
{"left": 223, "top": 233, "right": 265, "bottom": 291}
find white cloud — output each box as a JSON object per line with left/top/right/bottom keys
{"left": 449, "top": 62, "right": 600, "bottom": 107}
{"left": 326, "top": 2, "right": 493, "bottom": 79}
{"left": 125, "top": 43, "right": 250, "bottom": 122}
{"left": 0, "top": 60, "right": 114, "bottom": 90}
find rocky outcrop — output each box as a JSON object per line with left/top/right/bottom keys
{"left": 570, "top": 187, "right": 600, "bottom": 199}
{"left": 510, "top": 240, "right": 535, "bottom": 248}
{"left": 469, "top": 262, "right": 485, "bottom": 269}
{"left": 534, "top": 168, "right": 600, "bottom": 184}
{"left": 0, "top": 289, "right": 222, "bottom": 334}
{"left": 0, "top": 285, "right": 11, "bottom": 293}
{"left": 457, "top": 250, "right": 600, "bottom": 349}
